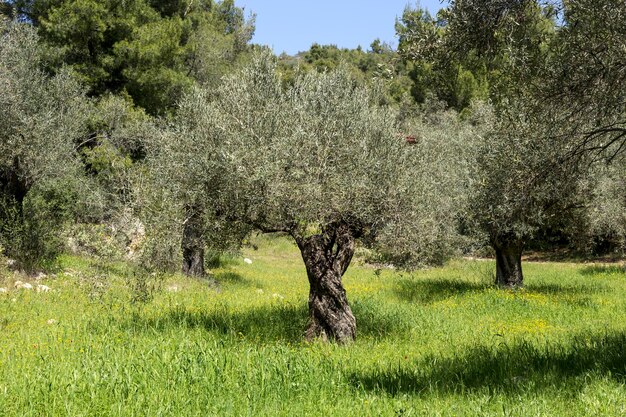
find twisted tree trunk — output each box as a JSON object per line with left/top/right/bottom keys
{"left": 295, "top": 221, "right": 357, "bottom": 343}
{"left": 181, "top": 204, "right": 204, "bottom": 277}
{"left": 492, "top": 235, "right": 524, "bottom": 288}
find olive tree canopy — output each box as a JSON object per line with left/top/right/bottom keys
{"left": 0, "top": 22, "right": 87, "bottom": 191}
{"left": 545, "top": 0, "right": 626, "bottom": 162}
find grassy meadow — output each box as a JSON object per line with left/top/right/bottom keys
{"left": 1, "top": 235, "right": 626, "bottom": 416}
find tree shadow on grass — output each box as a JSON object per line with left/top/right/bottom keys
{"left": 351, "top": 299, "right": 413, "bottom": 339}
{"left": 522, "top": 281, "right": 608, "bottom": 309}
{"left": 213, "top": 271, "right": 261, "bottom": 288}
{"left": 523, "top": 282, "right": 606, "bottom": 296}
{"left": 578, "top": 264, "right": 625, "bottom": 276}
{"left": 168, "top": 303, "right": 310, "bottom": 342}
{"left": 91, "top": 260, "right": 134, "bottom": 279}
{"left": 127, "top": 303, "right": 309, "bottom": 343}
{"left": 394, "top": 278, "right": 489, "bottom": 304}
{"left": 395, "top": 277, "right": 607, "bottom": 306}
{"left": 125, "top": 297, "right": 411, "bottom": 343}
{"left": 491, "top": 283, "right": 603, "bottom": 309}
{"left": 350, "top": 332, "right": 626, "bottom": 396}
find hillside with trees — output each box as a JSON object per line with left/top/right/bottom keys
{"left": 1, "top": 0, "right": 625, "bottom": 414}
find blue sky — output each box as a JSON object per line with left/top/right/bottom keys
{"left": 236, "top": 1, "right": 449, "bottom": 55}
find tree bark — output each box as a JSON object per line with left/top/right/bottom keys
{"left": 181, "top": 204, "right": 205, "bottom": 277}
{"left": 0, "top": 157, "right": 29, "bottom": 206}
{"left": 295, "top": 221, "right": 357, "bottom": 343}
{"left": 492, "top": 236, "right": 524, "bottom": 288}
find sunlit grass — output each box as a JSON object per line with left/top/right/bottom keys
{"left": 1, "top": 235, "right": 625, "bottom": 416}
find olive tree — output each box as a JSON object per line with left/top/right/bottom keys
{"left": 467, "top": 101, "right": 589, "bottom": 286}
{"left": 464, "top": 0, "right": 625, "bottom": 285}
{"left": 545, "top": 0, "right": 626, "bottom": 163}
{"left": 142, "top": 86, "right": 251, "bottom": 276}
{"left": 162, "top": 51, "right": 474, "bottom": 342}
{"left": 476, "top": 0, "right": 626, "bottom": 272}
{"left": 579, "top": 158, "right": 626, "bottom": 255}
{"left": 396, "top": 1, "right": 624, "bottom": 286}
{"left": 0, "top": 21, "right": 90, "bottom": 266}
{"left": 554, "top": 0, "right": 626, "bottom": 251}
{"left": 424, "top": 0, "right": 595, "bottom": 287}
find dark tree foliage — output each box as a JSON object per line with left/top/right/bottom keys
{"left": 396, "top": 1, "right": 558, "bottom": 110}
{"left": 395, "top": 5, "right": 490, "bottom": 110}
{"left": 6, "top": 0, "right": 255, "bottom": 114}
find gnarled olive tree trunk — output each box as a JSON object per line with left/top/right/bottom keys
{"left": 295, "top": 221, "right": 357, "bottom": 344}
{"left": 181, "top": 204, "right": 204, "bottom": 277}
{"left": 491, "top": 234, "right": 524, "bottom": 288}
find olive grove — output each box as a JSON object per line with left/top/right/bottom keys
{"left": 1, "top": 0, "right": 625, "bottom": 346}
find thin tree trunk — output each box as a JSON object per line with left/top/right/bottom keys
{"left": 492, "top": 236, "right": 524, "bottom": 288}
{"left": 0, "top": 158, "right": 29, "bottom": 234}
{"left": 181, "top": 204, "right": 204, "bottom": 277}
{"left": 295, "top": 221, "right": 357, "bottom": 343}
{"left": 1, "top": 157, "right": 29, "bottom": 206}
{"left": 0, "top": 159, "right": 30, "bottom": 262}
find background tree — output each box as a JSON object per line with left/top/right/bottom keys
{"left": 403, "top": 0, "right": 588, "bottom": 287}
{"left": 0, "top": 21, "right": 91, "bottom": 269}
{"left": 278, "top": 41, "right": 414, "bottom": 106}
{"left": 466, "top": 101, "right": 590, "bottom": 286}
{"left": 142, "top": 89, "right": 249, "bottom": 276}
{"left": 543, "top": 0, "right": 626, "bottom": 258}
{"left": 575, "top": 158, "right": 626, "bottom": 256}
{"left": 5, "top": 0, "right": 257, "bottom": 271}
{"left": 8, "top": 0, "right": 255, "bottom": 114}
{"left": 395, "top": 5, "right": 490, "bottom": 110}
{"left": 544, "top": 0, "right": 626, "bottom": 162}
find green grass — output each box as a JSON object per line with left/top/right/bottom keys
{"left": 1, "top": 235, "right": 625, "bottom": 416}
